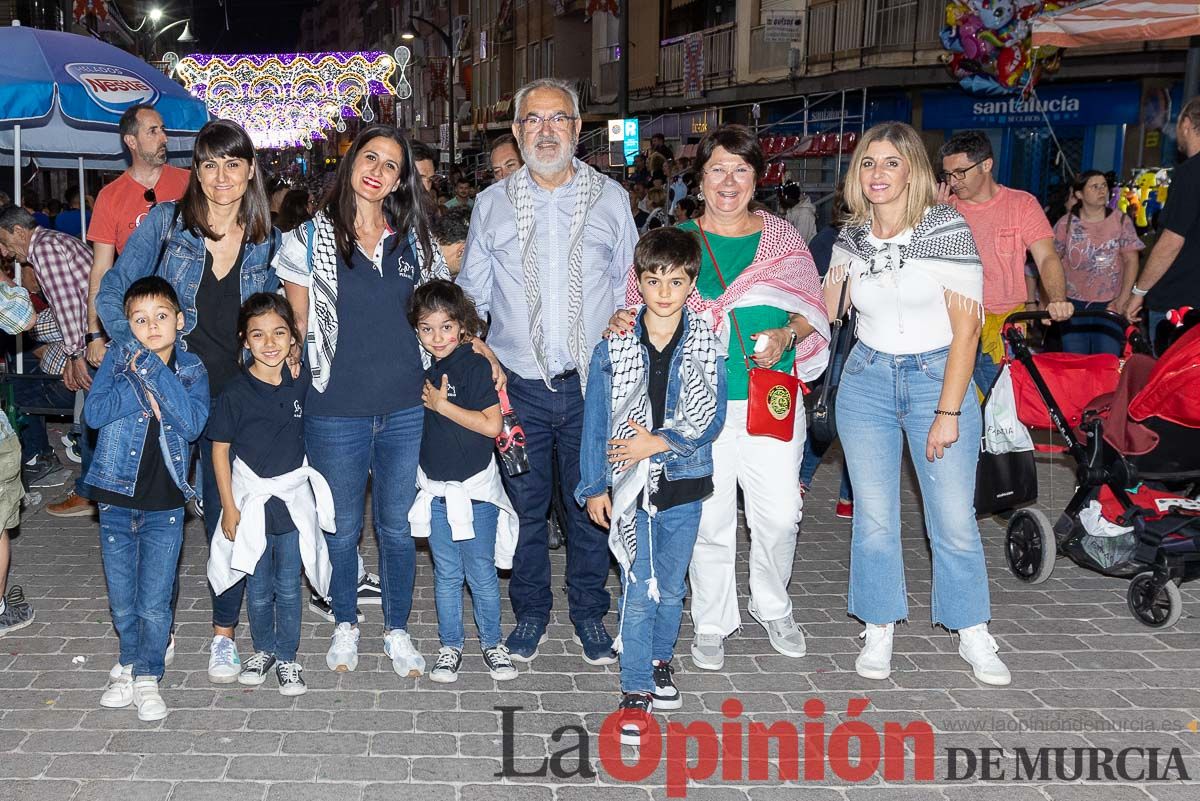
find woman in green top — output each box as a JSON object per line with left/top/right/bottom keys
{"left": 616, "top": 125, "right": 830, "bottom": 671}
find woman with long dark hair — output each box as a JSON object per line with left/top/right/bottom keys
{"left": 1053, "top": 170, "right": 1143, "bottom": 355}
{"left": 97, "top": 118, "right": 281, "bottom": 685}
{"left": 274, "top": 124, "right": 452, "bottom": 679}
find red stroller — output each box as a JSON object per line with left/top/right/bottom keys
{"left": 999, "top": 310, "right": 1200, "bottom": 628}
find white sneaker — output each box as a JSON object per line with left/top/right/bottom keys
{"left": 384, "top": 629, "right": 425, "bottom": 678}
{"left": 207, "top": 635, "right": 241, "bottom": 683}
{"left": 100, "top": 664, "right": 133, "bottom": 708}
{"left": 690, "top": 632, "right": 725, "bottom": 671}
{"left": 855, "top": 623, "right": 894, "bottom": 681}
{"left": 326, "top": 622, "right": 360, "bottom": 672}
{"left": 131, "top": 676, "right": 168, "bottom": 721}
{"left": 958, "top": 623, "right": 1011, "bottom": 686}
{"left": 164, "top": 634, "right": 175, "bottom": 667}
{"left": 748, "top": 604, "right": 807, "bottom": 658}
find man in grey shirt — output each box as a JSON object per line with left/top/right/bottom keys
{"left": 458, "top": 78, "right": 636, "bottom": 665}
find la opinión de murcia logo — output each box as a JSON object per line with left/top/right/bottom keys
{"left": 65, "top": 63, "right": 160, "bottom": 115}
{"left": 495, "top": 699, "right": 1192, "bottom": 797}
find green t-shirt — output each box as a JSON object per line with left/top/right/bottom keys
{"left": 680, "top": 220, "right": 794, "bottom": 401}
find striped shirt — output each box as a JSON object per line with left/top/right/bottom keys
{"left": 458, "top": 162, "right": 637, "bottom": 383}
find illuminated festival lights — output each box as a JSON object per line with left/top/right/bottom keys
{"left": 165, "top": 49, "right": 411, "bottom": 149}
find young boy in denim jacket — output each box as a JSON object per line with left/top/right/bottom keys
{"left": 576, "top": 227, "right": 726, "bottom": 746}
{"left": 85, "top": 277, "right": 209, "bottom": 721}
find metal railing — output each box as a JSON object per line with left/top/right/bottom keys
{"left": 595, "top": 45, "right": 621, "bottom": 99}
{"left": 656, "top": 22, "right": 737, "bottom": 95}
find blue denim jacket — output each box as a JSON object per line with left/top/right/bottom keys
{"left": 575, "top": 308, "right": 727, "bottom": 504}
{"left": 83, "top": 337, "right": 210, "bottom": 500}
{"left": 96, "top": 202, "right": 281, "bottom": 347}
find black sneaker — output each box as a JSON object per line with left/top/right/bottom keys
{"left": 237, "top": 652, "right": 276, "bottom": 686}
{"left": 505, "top": 619, "right": 548, "bottom": 663}
{"left": 22, "top": 451, "right": 63, "bottom": 487}
{"left": 482, "top": 644, "right": 518, "bottom": 681}
{"left": 0, "top": 586, "right": 35, "bottom": 637}
{"left": 429, "top": 646, "right": 462, "bottom": 684}
{"left": 572, "top": 619, "right": 617, "bottom": 666}
{"left": 308, "top": 591, "right": 364, "bottom": 623}
{"left": 617, "top": 692, "right": 655, "bottom": 747}
{"left": 275, "top": 661, "right": 307, "bottom": 696}
{"left": 651, "top": 659, "right": 681, "bottom": 710}
{"left": 356, "top": 572, "right": 382, "bottom": 605}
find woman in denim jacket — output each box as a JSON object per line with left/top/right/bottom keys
{"left": 96, "top": 119, "right": 280, "bottom": 683}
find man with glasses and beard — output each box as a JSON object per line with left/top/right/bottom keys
{"left": 937, "top": 130, "right": 1072, "bottom": 391}
{"left": 46, "top": 104, "right": 190, "bottom": 518}
{"left": 458, "top": 78, "right": 637, "bottom": 666}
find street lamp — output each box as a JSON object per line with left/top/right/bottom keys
{"left": 148, "top": 8, "right": 163, "bottom": 23}
{"left": 402, "top": 15, "right": 456, "bottom": 169}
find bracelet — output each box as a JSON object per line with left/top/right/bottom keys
{"left": 1130, "top": 284, "right": 1148, "bottom": 297}
{"left": 84, "top": 331, "right": 107, "bottom": 344}
{"left": 934, "top": 409, "right": 961, "bottom": 417}
{"left": 786, "top": 327, "right": 798, "bottom": 351}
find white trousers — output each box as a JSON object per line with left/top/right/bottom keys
{"left": 689, "top": 399, "right": 805, "bottom": 636}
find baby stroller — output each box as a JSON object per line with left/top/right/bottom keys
{"left": 998, "top": 309, "right": 1200, "bottom": 628}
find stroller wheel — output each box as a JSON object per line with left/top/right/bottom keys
{"left": 1126, "top": 572, "right": 1183, "bottom": 628}
{"left": 1004, "top": 509, "right": 1056, "bottom": 584}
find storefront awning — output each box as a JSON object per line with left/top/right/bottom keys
{"left": 1032, "top": 0, "right": 1200, "bottom": 48}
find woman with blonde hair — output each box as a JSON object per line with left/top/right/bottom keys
{"left": 826, "top": 122, "right": 1010, "bottom": 686}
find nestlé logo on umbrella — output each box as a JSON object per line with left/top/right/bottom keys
{"left": 65, "top": 62, "right": 160, "bottom": 114}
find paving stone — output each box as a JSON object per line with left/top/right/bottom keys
{"left": 226, "top": 755, "right": 317, "bottom": 781}
{"left": 0, "top": 753, "right": 52, "bottom": 778}
{"left": 280, "top": 731, "right": 369, "bottom": 755}
{"left": 44, "top": 753, "right": 140, "bottom": 779}
{"left": 0, "top": 780, "right": 81, "bottom": 801}
{"left": 106, "top": 731, "right": 198, "bottom": 753}
{"left": 316, "top": 755, "right": 409, "bottom": 781}
{"left": 135, "top": 755, "right": 230, "bottom": 780}
{"left": 361, "top": 784, "right": 451, "bottom": 801}
{"left": 20, "top": 731, "right": 111, "bottom": 753}
{"left": 168, "top": 783, "right": 267, "bottom": 801}
{"left": 264, "top": 783, "right": 363, "bottom": 801}
{"left": 73, "top": 780, "right": 172, "bottom": 801}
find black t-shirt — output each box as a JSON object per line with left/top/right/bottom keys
{"left": 90, "top": 352, "right": 186, "bottom": 511}
{"left": 308, "top": 236, "right": 424, "bottom": 416}
{"left": 640, "top": 314, "right": 713, "bottom": 510}
{"left": 207, "top": 364, "right": 310, "bottom": 535}
{"left": 186, "top": 247, "right": 245, "bottom": 397}
{"left": 1148, "top": 153, "right": 1200, "bottom": 311}
{"left": 419, "top": 346, "right": 500, "bottom": 482}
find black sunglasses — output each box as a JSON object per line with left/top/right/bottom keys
{"left": 143, "top": 187, "right": 157, "bottom": 207}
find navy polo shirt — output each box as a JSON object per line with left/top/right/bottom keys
{"left": 207, "top": 364, "right": 310, "bottom": 534}
{"left": 419, "top": 346, "right": 500, "bottom": 482}
{"left": 307, "top": 235, "right": 425, "bottom": 416}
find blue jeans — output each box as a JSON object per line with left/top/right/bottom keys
{"left": 98, "top": 504, "right": 184, "bottom": 678}
{"left": 428, "top": 498, "right": 501, "bottom": 649}
{"left": 306, "top": 407, "right": 422, "bottom": 629}
{"left": 1148, "top": 310, "right": 1168, "bottom": 356}
{"left": 972, "top": 345, "right": 1000, "bottom": 396}
{"left": 246, "top": 529, "right": 302, "bottom": 661}
{"left": 619, "top": 502, "right": 701, "bottom": 694}
{"left": 1061, "top": 299, "right": 1123, "bottom": 356}
{"left": 501, "top": 371, "right": 610, "bottom": 626}
{"left": 836, "top": 344, "right": 990, "bottom": 630}
{"left": 199, "top": 419, "right": 244, "bottom": 629}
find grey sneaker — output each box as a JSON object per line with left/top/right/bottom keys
{"left": 748, "top": 604, "right": 806, "bottom": 658}
{"left": 958, "top": 623, "right": 1011, "bottom": 686}
{"left": 855, "top": 623, "right": 894, "bottom": 681}
{"left": 0, "top": 586, "right": 35, "bottom": 636}
{"left": 690, "top": 632, "right": 725, "bottom": 671}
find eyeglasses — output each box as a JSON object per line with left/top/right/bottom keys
{"left": 517, "top": 113, "right": 578, "bottom": 130}
{"left": 938, "top": 160, "right": 986, "bottom": 183}
{"left": 143, "top": 187, "right": 157, "bottom": 207}
{"left": 704, "top": 165, "right": 756, "bottom": 183}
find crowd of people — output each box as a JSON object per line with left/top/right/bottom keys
{"left": 1, "top": 76, "right": 1198, "bottom": 745}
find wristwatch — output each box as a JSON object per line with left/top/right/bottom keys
{"left": 1131, "top": 284, "right": 1148, "bottom": 297}
{"left": 85, "top": 331, "right": 107, "bottom": 344}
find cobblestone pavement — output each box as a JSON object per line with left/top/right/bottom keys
{"left": 1, "top": 436, "right": 1198, "bottom": 801}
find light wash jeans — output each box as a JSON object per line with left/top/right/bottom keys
{"left": 98, "top": 504, "right": 184, "bottom": 679}
{"left": 305, "top": 407, "right": 423, "bottom": 630}
{"left": 427, "top": 497, "right": 502, "bottom": 650}
{"left": 246, "top": 529, "right": 302, "bottom": 662}
{"left": 619, "top": 502, "right": 702, "bottom": 694}
{"left": 835, "top": 343, "right": 991, "bottom": 631}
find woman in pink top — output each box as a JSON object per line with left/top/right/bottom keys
{"left": 1053, "top": 171, "right": 1144, "bottom": 355}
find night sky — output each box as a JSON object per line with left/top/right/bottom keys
{"left": 190, "top": 0, "right": 305, "bottom": 54}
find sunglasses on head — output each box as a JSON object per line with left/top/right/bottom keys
{"left": 143, "top": 187, "right": 157, "bottom": 207}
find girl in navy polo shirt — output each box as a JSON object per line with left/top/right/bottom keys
{"left": 208, "top": 293, "right": 324, "bottom": 697}
{"left": 406, "top": 280, "right": 520, "bottom": 683}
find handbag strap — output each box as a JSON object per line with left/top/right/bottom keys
{"left": 816, "top": 279, "right": 851, "bottom": 408}
{"left": 497, "top": 387, "right": 514, "bottom": 415}
{"left": 696, "top": 221, "right": 755, "bottom": 373}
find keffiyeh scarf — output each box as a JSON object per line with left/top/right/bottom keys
{"left": 303, "top": 211, "right": 449, "bottom": 392}
{"left": 605, "top": 312, "right": 719, "bottom": 652}
{"left": 506, "top": 163, "right": 607, "bottom": 392}
{"left": 827, "top": 204, "right": 983, "bottom": 320}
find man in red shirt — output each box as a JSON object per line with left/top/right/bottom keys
{"left": 938, "top": 131, "right": 1073, "bottom": 390}
{"left": 49, "top": 104, "right": 190, "bottom": 517}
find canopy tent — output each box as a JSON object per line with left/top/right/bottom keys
{"left": 1032, "top": 0, "right": 1200, "bottom": 48}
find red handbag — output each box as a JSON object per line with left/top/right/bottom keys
{"left": 697, "top": 223, "right": 805, "bottom": 441}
